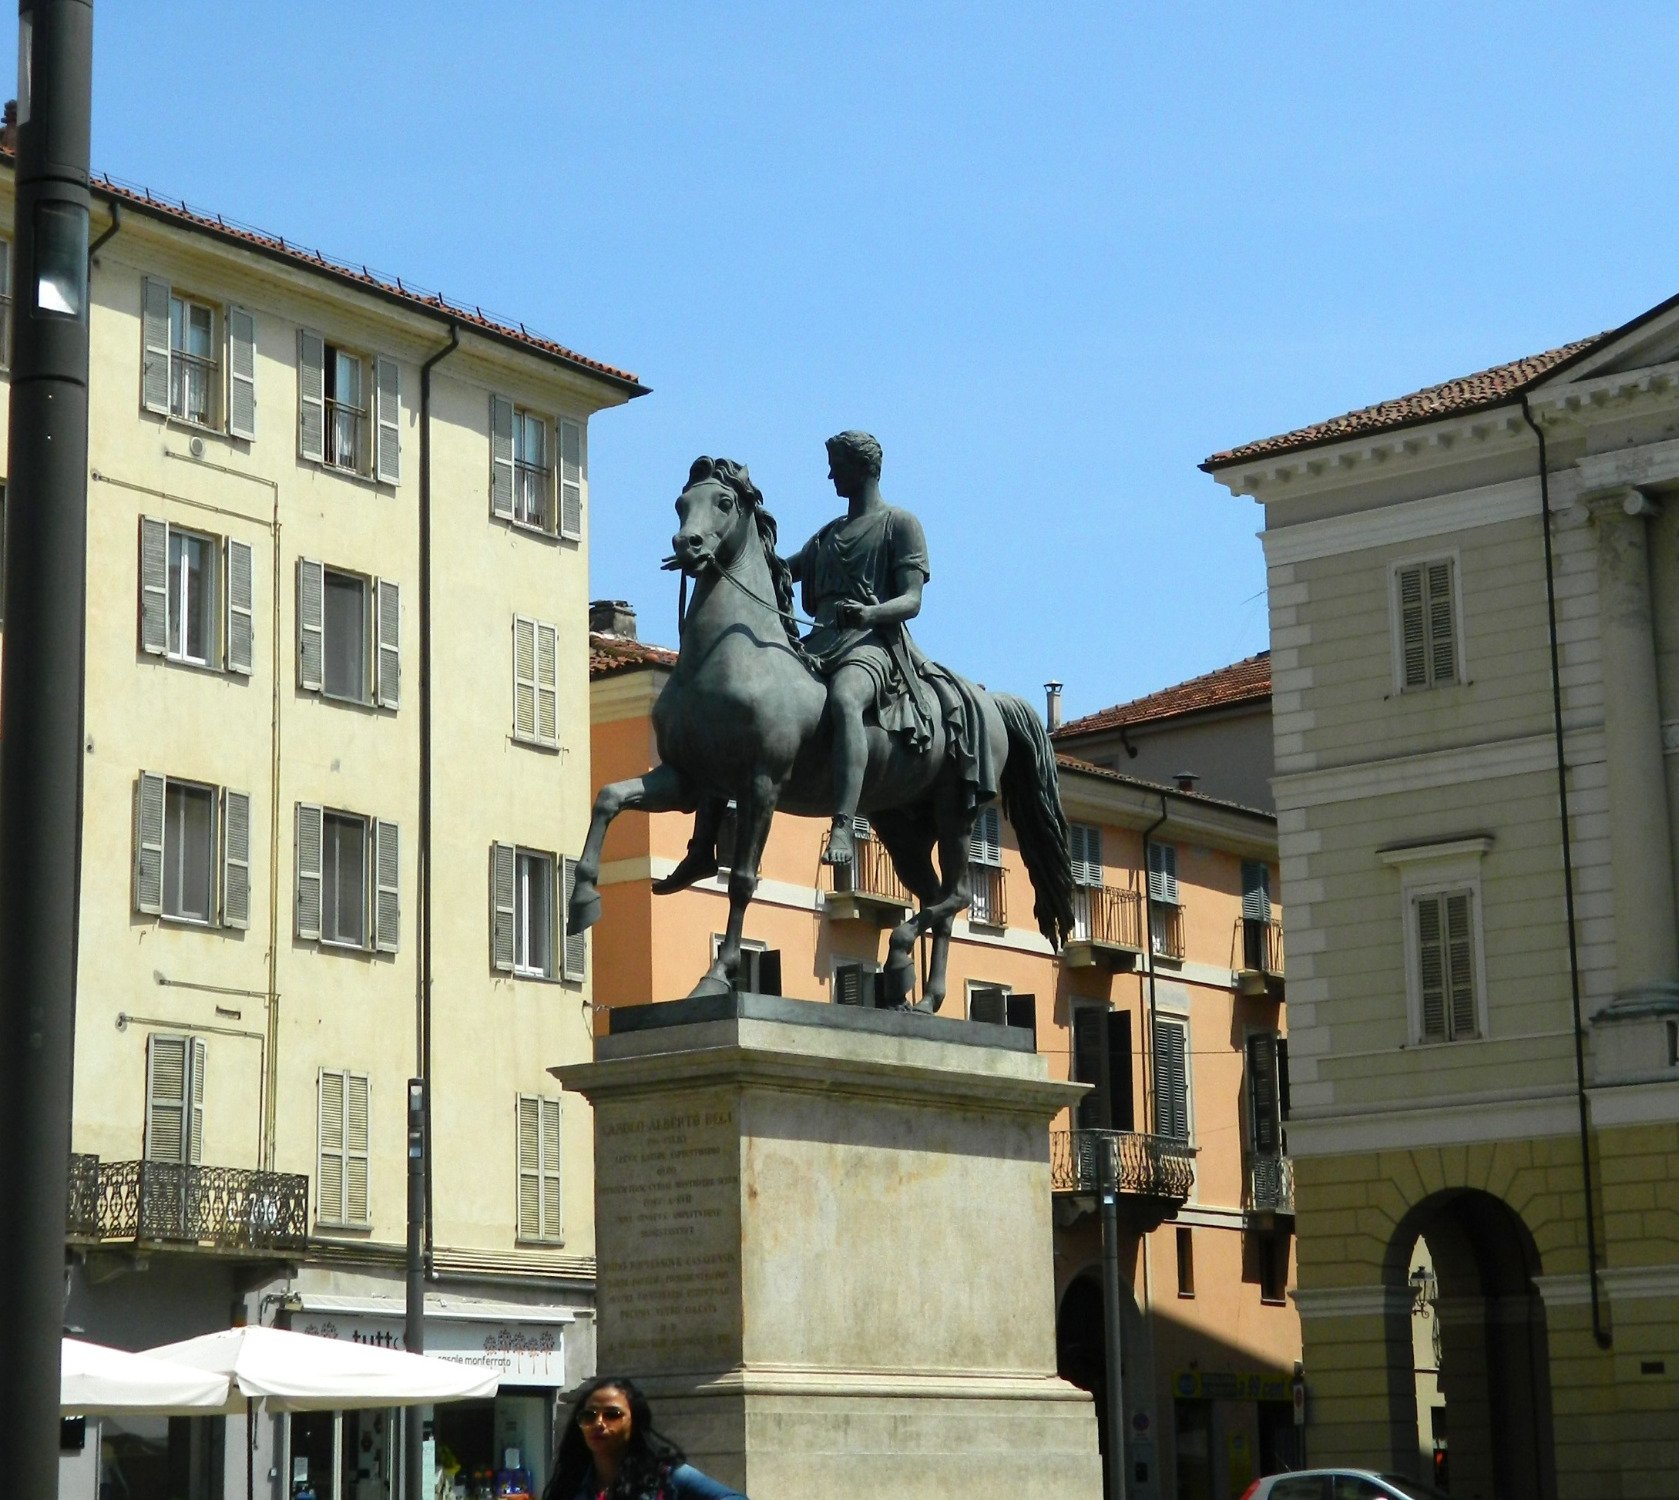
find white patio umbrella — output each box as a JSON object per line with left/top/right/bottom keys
{"left": 61, "top": 1337, "right": 231, "bottom": 1416}
{"left": 144, "top": 1323, "right": 500, "bottom": 1411}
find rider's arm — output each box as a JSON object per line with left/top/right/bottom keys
{"left": 853, "top": 567, "right": 923, "bottom": 626}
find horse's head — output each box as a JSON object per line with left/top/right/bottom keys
{"left": 670, "top": 456, "right": 763, "bottom": 577}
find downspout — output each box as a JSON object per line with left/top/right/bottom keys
{"left": 87, "top": 198, "right": 119, "bottom": 262}
{"left": 417, "top": 322, "right": 459, "bottom": 1262}
{"left": 1519, "top": 395, "right": 1612, "bottom": 1350}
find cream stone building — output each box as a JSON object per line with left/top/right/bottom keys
{"left": 587, "top": 614, "right": 1301, "bottom": 1500}
{"left": 1206, "top": 301, "right": 1679, "bottom": 1499}
{"left": 0, "top": 156, "right": 644, "bottom": 1499}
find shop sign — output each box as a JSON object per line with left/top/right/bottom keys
{"left": 1171, "top": 1369, "right": 1292, "bottom": 1403}
{"left": 296, "top": 1315, "right": 563, "bottom": 1386}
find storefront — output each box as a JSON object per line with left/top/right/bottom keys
{"left": 1170, "top": 1369, "right": 1299, "bottom": 1500}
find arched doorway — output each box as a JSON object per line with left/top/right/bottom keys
{"left": 1057, "top": 1269, "right": 1149, "bottom": 1497}
{"left": 1386, "top": 1190, "right": 1556, "bottom": 1500}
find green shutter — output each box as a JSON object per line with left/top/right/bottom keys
{"left": 226, "top": 305, "right": 256, "bottom": 439}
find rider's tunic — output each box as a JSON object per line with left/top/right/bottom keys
{"left": 794, "top": 504, "right": 998, "bottom": 811}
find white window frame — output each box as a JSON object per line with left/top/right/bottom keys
{"left": 168, "top": 291, "right": 219, "bottom": 427}
{"left": 298, "top": 330, "right": 398, "bottom": 482}
{"left": 134, "top": 772, "right": 250, "bottom": 930}
{"left": 1378, "top": 837, "right": 1493, "bottom": 1046}
{"left": 295, "top": 803, "right": 399, "bottom": 954}
{"left": 1388, "top": 551, "right": 1465, "bottom": 693}
{"left": 514, "top": 846, "right": 557, "bottom": 980}
{"left": 516, "top": 1093, "right": 565, "bottom": 1244}
{"left": 296, "top": 560, "right": 399, "bottom": 709}
{"left": 140, "top": 277, "right": 255, "bottom": 439}
{"left": 316, "top": 1068, "right": 372, "bottom": 1229}
{"left": 138, "top": 517, "right": 254, "bottom": 676}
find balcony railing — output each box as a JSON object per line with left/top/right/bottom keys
{"left": 1247, "top": 1153, "right": 1296, "bottom": 1216}
{"left": 1050, "top": 1129, "right": 1195, "bottom": 1203}
{"left": 823, "top": 832, "right": 912, "bottom": 908}
{"left": 168, "top": 349, "right": 217, "bottom": 426}
{"left": 66, "top": 1152, "right": 100, "bottom": 1239}
{"left": 324, "top": 398, "right": 365, "bottom": 471}
{"left": 91, "top": 1160, "right": 309, "bottom": 1251}
{"left": 968, "top": 862, "right": 1008, "bottom": 927}
{"left": 1241, "top": 917, "right": 1284, "bottom": 976}
{"left": 1150, "top": 899, "right": 1184, "bottom": 960}
{"left": 1069, "top": 885, "right": 1143, "bottom": 950}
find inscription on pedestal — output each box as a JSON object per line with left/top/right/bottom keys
{"left": 596, "top": 1101, "right": 741, "bottom": 1371}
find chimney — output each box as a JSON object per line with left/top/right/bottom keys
{"left": 1044, "top": 680, "right": 1063, "bottom": 732}
{"left": 589, "top": 599, "right": 637, "bottom": 639}
{"left": 1174, "top": 771, "right": 1199, "bottom": 793}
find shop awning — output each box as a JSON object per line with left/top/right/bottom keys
{"left": 62, "top": 1338, "right": 232, "bottom": 1416}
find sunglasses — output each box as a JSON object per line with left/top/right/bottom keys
{"left": 577, "top": 1406, "right": 628, "bottom": 1427}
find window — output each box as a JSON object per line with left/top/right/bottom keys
{"left": 1415, "top": 890, "right": 1479, "bottom": 1042}
{"left": 512, "top": 615, "right": 559, "bottom": 746}
{"left": 967, "top": 804, "right": 1006, "bottom": 926}
{"left": 1176, "top": 1225, "right": 1195, "bottom": 1297}
{"left": 1394, "top": 558, "right": 1459, "bottom": 689}
{"left": 1241, "top": 859, "right": 1275, "bottom": 970}
{"left": 1071, "top": 1005, "right": 1133, "bottom": 1131}
{"left": 140, "top": 277, "right": 255, "bottom": 438}
{"left": 713, "top": 936, "right": 781, "bottom": 995}
{"left": 1068, "top": 822, "right": 1103, "bottom": 940}
{"left": 137, "top": 517, "right": 255, "bottom": 674}
{"left": 145, "top": 1033, "right": 206, "bottom": 1165}
{"left": 968, "top": 983, "right": 1036, "bottom": 1045}
{"left": 490, "top": 396, "right": 582, "bottom": 539}
{"left": 1148, "top": 841, "right": 1182, "bottom": 958}
{"left": 298, "top": 329, "right": 399, "bottom": 482}
{"left": 295, "top": 804, "right": 398, "bottom": 953}
{"left": 1153, "top": 1014, "right": 1190, "bottom": 1143}
{"left": 516, "top": 1094, "right": 564, "bottom": 1243}
{"left": 1245, "top": 1030, "right": 1286, "bottom": 1155}
{"left": 134, "top": 772, "right": 250, "bottom": 928}
{"left": 296, "top": 559, "right": 399, "bottom": 707}
{"left": 491, "top": 843, "right": 583, "bottom": 980}
{"left": 828, "top": 815, "right": 874, "bottom": 894}
{"left": 833, "top": 959, "right": 885, "bottom": 1007}
{"left": 1258, "top": 1230, "right": 1290, "bottom": 1304}
{"left": 317, "top": 1069, "right": 370, "bottom": 1227}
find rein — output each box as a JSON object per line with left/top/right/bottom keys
{"left": 673, "top": 526, "right": 819, "bottom": 643}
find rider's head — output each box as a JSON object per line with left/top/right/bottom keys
{"left": 826, "top": 430, "right": 883, "bottom": 488}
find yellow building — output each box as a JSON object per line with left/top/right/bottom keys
{"left": 0, "top": 157, "right": 644, "bottom": 1498}
{"left": 1207, "top": 296, "right": 1679, "bottom": 1499}
{"left": 587, "top": 611, "right": 1302, "bottom": 1500}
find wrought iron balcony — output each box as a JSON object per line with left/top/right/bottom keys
{"left": 1247, "top": 1153, "right": 1296, "bottom": 1218}
{"left": 1050, "top": 1129, "right": 1195, "bottom": 1209}
{"left": 1237, "top": 917, "right": 1285, "bottom": 996}
{"left": 967, "top": 862, "right": 1008, "bottom": 928}
{"left": 1063, "top": 886, "right": 1143, "bottom": 970}
{"left": 1150, "top": 899, "right": 1184, "bottom": 960}
{"left": 823, "top": 831, "right": 912, "bottom": 923}
{"left": 66, "top": 1152, "right": 100, "bottom": 1239}
{"left": 91, "top": 1160, "right": 309, "bottom": 1251}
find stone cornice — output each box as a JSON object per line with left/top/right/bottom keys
{"left": 1290, "top": 1283, "right": 1413, "bottom": 1320}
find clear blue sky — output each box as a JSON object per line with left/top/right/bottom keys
{"left": 72, "top": 3, "right": 1679, "bottom": 719}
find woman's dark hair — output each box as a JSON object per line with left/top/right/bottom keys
{"left": 545, "top": 1376, "right": 686, "bottom": 1500}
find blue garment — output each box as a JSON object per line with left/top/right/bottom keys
{"left": 567, "top": 1464, "right": 746, "bottom": 1500}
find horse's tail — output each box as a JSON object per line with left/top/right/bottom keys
{"left": 994, "top": 692, "right": 1076, "bottom": 949}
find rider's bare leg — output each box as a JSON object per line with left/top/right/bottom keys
{"left": 652, "top": 795, "right": 724, "bottom": 894}
{"left": 821, "top": 665, "right": 873, "bottom": 866}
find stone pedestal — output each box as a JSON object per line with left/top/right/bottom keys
{"left": 553, "top": 992, "right": 1101, "bottom": 1499}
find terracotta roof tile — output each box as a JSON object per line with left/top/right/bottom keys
{"left": 1054, "top": 652, "right": 1270, "bottom": 738}
{"left": 1201, "top": 338, "right": 1602, "bottom": 469}
{"left": 589, "top": 633, "right": 677, "bottom": 678}
{"left": 0, "top": 150, "right": 646, "bottom": 393}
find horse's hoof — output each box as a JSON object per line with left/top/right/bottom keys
{"left": 912, "top": 995, "right": 943, "bottom": 1015}
{"left": 687, "top": 972, "right": 734, "bottom": 999}
{"left": 569, "top": 888, "right": 602, "bottom": 934}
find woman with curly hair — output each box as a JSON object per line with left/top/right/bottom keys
{"left": 544, "top": 1376, "right": 747, "bottom": 1500}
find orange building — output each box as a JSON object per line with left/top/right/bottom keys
{"left": 586, "top": 608, "right": 1301, "bottom": 1500}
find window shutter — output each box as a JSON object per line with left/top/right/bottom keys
{"left": 318, "top": 1069, "right": 346, "bottom": 1223}
{"left": 970, "top": 986, "right": 1007, "bottom": 1025}
{"left": 968, "top": 805, "right": 1001, "bottom": 865}
{"left": 1148, "top": 842, "right": 1179, "bottom": 904}
{"left": 373, "top": 356, "right": 401, "bottom": 484}
{"left": 1276, "top": 1036, "right": 1291, "bottom": 1122}
{"left": 346, "top": 1072, "right": 370, "bottom": 1223}
{"left": 1072, "top": 1008, "right": 1104, "bottom": 1128}
{"left": 1070, "top": 824, "right": 1102, "bottom": 887}
{"left": 518, "top": 1095, "right": 562, "bottom": 1240}
{"left": 490, "top": 395, "right": 515, "bottom": 519}
{"left": 757, "top": 948, "right": 782, "bottom": 996}
{"left": 834, "top": 963, "right": 864, "bottom": 1006}
{"left": 512, "top": 616, "right": 537, "bottom": 740}
{"left": 559, "top": 418, "right": 583, "bottom": 540}
{"left": 1427, "top": 561, "right": 1456, "bottom": 685}
{"left": 1006, "top": 993, "right": 1037, "bottom": 1047}
{"left": 1246, "top": 1032, "right": 1281, "bottom": 1153}
{"left": 373, "top": 820, "right": 400, "bottom": 953}
{"left": 1416, "top": 894, "right": 1448, "bottom": 1040}
{"left": 1445, "top": 891, "right": 1476, "bottom": 1039}
{"left": 145, "top": 1034, "right": 189, "bottom": 1163}
{"left": 541, "top": 1096, "right": 563, "bottom": 1239}
{"left": 139, "top": 516, "right": 170, "bottom": 655}
{"left": 561, "top": 856, "right": 585, "bottom": 980}
{"left": 295, "top": 803, "right": 324, "bottom": 940}
{"left": 374, "top": 578, "right": 401, "bottom": 708}
{"left": 1398, "top": 565, "right": 1428, "bottom": 688}
{"left": 134, "top": 771, "right": 166, "bottom": 915}
{"left": 224, "top": 538, "right": 255, "bottom": 675}
{"left": 536, "top": 621, "right": 559, "bottom": 746}
{"left": 1241, "top": 861, "right": 1271, "bottom": 923}
{"left": 226, "top": 306, "right": 257, "bottom": 439}
{"left": 188, "top": 1037, "right": 206, "bottom": 1165}
{"left": 221, "top": 788, "right": 251, "bottom": 930}
{"left": 298, "top": 328, "right": 326, "bottom": 462}
{"left": 1153, "top": 1018, "right": 1189, "bottom": 1143}
{"left": 296, "top": 558, "right": 324, "bottom": 691}
{"left": 490, "top": 842, "right": 516, "bottom": 972}
{"left": 1106, "top": 1010, "right": 1135, "bottom": 1130}
{"left": 141, "top": 277, "right": 171, "bottom": 414}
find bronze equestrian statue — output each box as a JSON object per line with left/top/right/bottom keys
{"left": 567, "top": 432, "right": 1075, "bottom": 1012}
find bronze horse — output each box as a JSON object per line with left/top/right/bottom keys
{"left": 568, "top": 457, "right": 1075, "bottom": 1010}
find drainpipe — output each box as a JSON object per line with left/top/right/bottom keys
{"left": 1519, "top": 395, "right": 1612, "bottom": 1351}
{"left": 87, "top": 196, "right": 119, "bottom": 261}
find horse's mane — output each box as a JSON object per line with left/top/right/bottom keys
{"left": 687, "top": 456, "right": 814, "bottom": 668}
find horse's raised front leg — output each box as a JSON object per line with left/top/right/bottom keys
{"left": 690, "top": 767, "right": 784, "bottom": 999}
{"left": 569, "top": 763, "right": 696, "bottom": 935}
